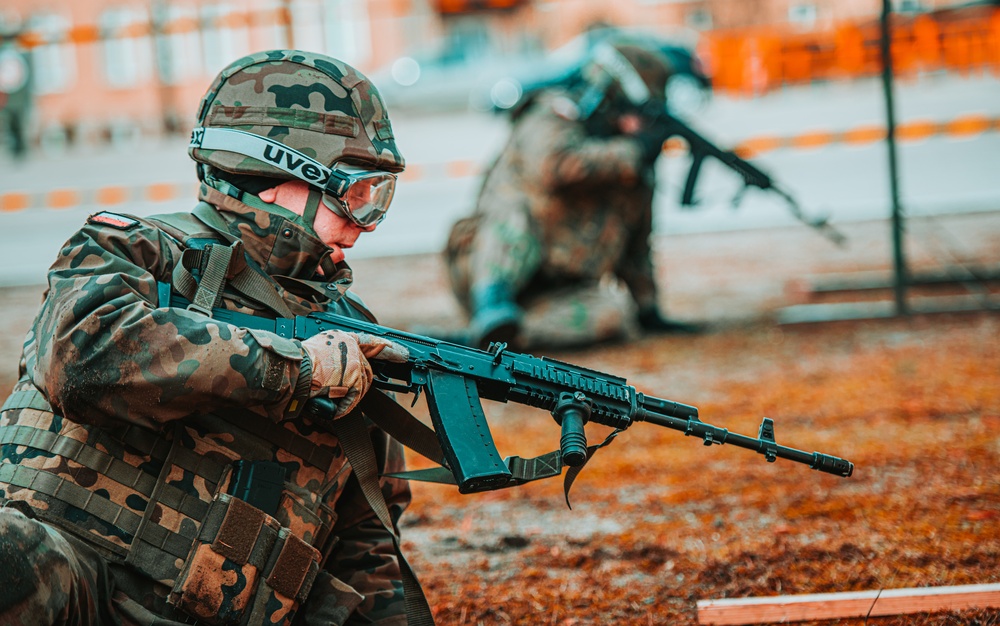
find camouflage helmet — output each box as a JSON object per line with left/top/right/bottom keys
{"left": 578, "top": 40, "right": 674, "bottom": 116}
{"left": 189, "top": 49, "right": 405, "bottom": 186}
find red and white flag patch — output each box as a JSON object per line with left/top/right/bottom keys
{"left": 87, "top": 211, "right": 140, "bottom": 230}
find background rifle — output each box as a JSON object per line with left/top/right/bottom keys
{"left": 659, "top": 111, "right": 848, "bottom": 246}
{"left": 205, "top": 302, "right": 856, "bottom": 496}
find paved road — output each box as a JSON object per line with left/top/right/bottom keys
{"left": 1, "top": 73, "right": 997, "bottom": 287}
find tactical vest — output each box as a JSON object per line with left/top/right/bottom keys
{"left": 0, "top": 206, "right": 379, "bottom": 625}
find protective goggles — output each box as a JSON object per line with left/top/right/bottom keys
{"left": 321, "top": 164, "right": 396, "bottom": 227}
{"left": 189, "top": 127, "right": 397, "bottom": 227}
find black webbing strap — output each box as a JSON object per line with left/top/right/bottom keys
{"left": 173, "top": 240, "right": 297, "bottom": 320}
{"left": 332, "top": 411, "right": 435, "bottom": 626}
{"left": 358, "top": 391, "right": 447, "bottom": 468}
{"left": 226, "top": 263, "right": 295, "bottom": 319}
{"left": 186, "top": 202, "right": 292, "bottom": 317}
{"left": 175, "top": 243, "right": 233, "bottom": 317}
{"left": 562, "top": 429, "right": 624, "bottom": 509}
{"left": 356, "top": 391, "right": 565, "bottom": 489}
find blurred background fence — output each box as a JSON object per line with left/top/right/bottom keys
{"left": 0, "top": 0, "right": 998, "bottom": 153}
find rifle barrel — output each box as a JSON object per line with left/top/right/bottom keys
{"left": 638, "top": 406, "right": 854, "bottom": 477}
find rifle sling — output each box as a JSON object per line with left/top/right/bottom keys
{"left": 351, "top": 391, "right": 567, "bottom": 489}
{"left": 358, "top": 392, "right": 567, "bottom": 489}
{"left": 358, "top": 390, "right": 448, "bottom": 468}
{"left": 562, "top": 429, "right": 623, "bottom": 509}
{"left": 332, "top": 411, "right": 435, "bottom": 625}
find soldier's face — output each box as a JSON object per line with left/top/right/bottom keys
{"left": 617, "top": 113, "right": 643, "bottom": 135}
{"left": 258, "top": 180, "right": 374, "bottom": 264}
{"left": 313, "top": 201, "right": 373, "bottom": 264}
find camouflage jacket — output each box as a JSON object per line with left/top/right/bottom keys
{"left": 474, "top": 90, "right": 659, "bottom": 310}
{"left": 0, "top": 183, "right": 411, "bottom": 625}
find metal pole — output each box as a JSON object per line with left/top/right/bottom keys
{"left": 880, "top": 0, "right": 908, "bottom": 316}
{"left": 151, "top": 0, "right": 177, "bottom": 135}
{"left": 282, "top": 0, "right": 295, "bottom": 50}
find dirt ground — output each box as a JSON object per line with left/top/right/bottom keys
{"left": 1, "top": 212, "right": 998, "bottom": 625}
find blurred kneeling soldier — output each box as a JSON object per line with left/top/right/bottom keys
{"left": 445, "top": 40, "right": 700, "bottom": 351}
{"left": 0, "top": 50, "right": 426, "bottom": 626}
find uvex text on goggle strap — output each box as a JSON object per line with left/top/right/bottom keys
{"left": 189, "top": 127, "right": 396, "bottom": 227}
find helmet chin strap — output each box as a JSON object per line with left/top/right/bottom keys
{"left": 302, "top": 186, "right": 323, "bottom": 233}
{"left": 204, "top": 172, "right": 325, "bottom": 238}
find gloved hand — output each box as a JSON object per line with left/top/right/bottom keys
{"left": 301, "top": 331, "right": 409, "bottom": 417}
{"left": 637, "top": 307, "right": 704, "bottom": 335}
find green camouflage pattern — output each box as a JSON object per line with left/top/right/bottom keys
{"left": 0, "top": 190, "right": 412, "bottom": 625}
{"left": 0, "top": 507, "right": 114, "bottom": 624}
{"left": 445, "top": 89, "right": 660, "bottom": 347}
{"left": 191, "top": 49, "right": 405, "bottom": 177}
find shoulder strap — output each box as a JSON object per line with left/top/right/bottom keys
{"left": 155, "top": 203, "right": 295, "bottom": 319}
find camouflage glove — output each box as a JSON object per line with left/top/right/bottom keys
{"left": 301, "top": 331, "right": 409, "bottom": 418}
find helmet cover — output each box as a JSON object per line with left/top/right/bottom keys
{"left": 582, "top": 40, "right": 674, "bottom": 111}
{"left": 190, "top": 49, "right": 405, "bottom": 184}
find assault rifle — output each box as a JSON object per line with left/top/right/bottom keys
{"left": 209, "top": 305, "right": 855, "bottom": 495}
{"left": 658, "top": 111, "right": 848, "bottom": 247}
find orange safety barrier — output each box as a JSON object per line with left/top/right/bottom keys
{"left": 445, "top": 160, "right": 479, "bottom": 179}
{"left": 703, "top": 6, "right": 1000, "bottom": 95}
{"left": 895, "top": 120, "right": 940, "bottom": 142}
{"left": 2, "top": 115, "right": 995, "bottom": 213}
{"left": 841, "top": 126, "right": 886, "bottom": 145}
{"left": 0, "top": 193, "right": 30, "bottom": 213}
{"left": 95, "top": 186, "right": 128, "bottom": 206}
{"left": 399, "top": 164, "right": 424, "bottom": 183}
{"left": 46, "top": 189, "right": 79, "bottom": 210}
{"left": 145, "top": 183, "right": 177, "bottom": 203}
{"left": 15, "top": 11, "right": 273, "bottom": 48}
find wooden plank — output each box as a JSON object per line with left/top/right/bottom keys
{"left": 776, "top": 294, "right": 998, "bottom": 325}
{"left": 697, "top": 583, "right": 1000, "bottom": 625}
{"left": 804, "top": 266, "right": 1000, "bottom": 294}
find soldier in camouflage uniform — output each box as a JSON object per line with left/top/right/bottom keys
{"left": 0, "top": 50, "right": 430, "bottom": 626}
{"left": 445, "top": 40, "right": 700, "bottom": 350}
{"left": 0, "top": 30, "right": 32, "bottom": 160}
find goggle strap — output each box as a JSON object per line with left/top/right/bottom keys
{"left": 190, "top": 127, "right": 334, "bottom": 189}
{"left": 325, "top": 169, "right": 352, "bottom": 198}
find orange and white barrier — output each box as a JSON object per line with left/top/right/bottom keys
{"left": 703, "top": 7, "right": 1000, "bottom": 96}
{"left": 2, "top": 115, "right": 997, "bottom": 213}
